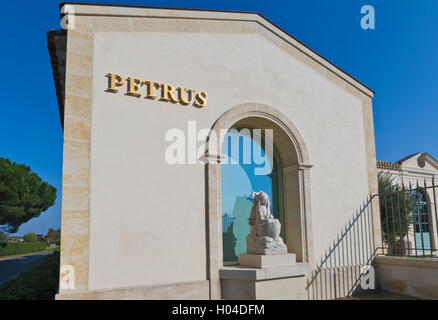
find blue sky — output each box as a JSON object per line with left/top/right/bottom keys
{"left": 1, "top": 0, "right": 437, "bottom": 235}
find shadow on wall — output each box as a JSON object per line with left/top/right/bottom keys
{"left": 307, "top": 196, "right": 379, "bottom": 300}
{"left": 222, "top": 214, "right": 237, "bottom": 262}
{"left": 222, "top": 196, "right": 252, "bottom": 263}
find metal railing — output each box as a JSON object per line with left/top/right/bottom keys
{"left": 307, "top": 179, "right": 438, "bottom": 299}
{"left": 377, "top": 180, "right": 438, "bottom": 258}
{"left": 307, "top": 195, "right": 378, "bottom": 299}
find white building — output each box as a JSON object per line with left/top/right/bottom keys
{"left": 377, "top": 153, "right": 438, "bottom": 257}
{"left": 48, "top": 3, "right": 381, "bottom": 299}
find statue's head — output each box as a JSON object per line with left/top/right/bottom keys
{"left": 251, "top": 191, "right": 269, "bottom": 207}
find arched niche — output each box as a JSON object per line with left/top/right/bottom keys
{"left": 204, "top": 103, "right": 313, "bottom": 299}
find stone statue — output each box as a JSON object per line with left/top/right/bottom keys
{"left": 246, "top": 191, "right": 287, "bottom": 255}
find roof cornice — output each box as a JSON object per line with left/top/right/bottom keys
{"left": 58, "top": 2, "right": 375, "bottom": 98}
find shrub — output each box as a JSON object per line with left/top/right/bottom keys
{"left": 378, "top": 171, "right": 413, "bottom": 248}
{"left": 0, "top": 232, "right": 7, "bottom": 245}
{"left": 0, "top": 242, "right": 46, "bottom": 256}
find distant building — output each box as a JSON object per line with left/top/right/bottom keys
{"left": 8, "top": 236, "right": 23, "bottom": 243}
{"left": 377, "top": 153, "right": 438, "bottom": 256}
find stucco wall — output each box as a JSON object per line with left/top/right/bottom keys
{"left": 88, "top": 29, "right": 370, "bottom": 290}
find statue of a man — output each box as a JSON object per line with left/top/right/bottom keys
{"left": 246, "top": 191, "right": 287, "bottom": 255}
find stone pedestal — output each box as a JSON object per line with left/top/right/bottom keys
{"left": 220, "top": 263, "right": 308, "bottom": 300}
{"left": 222, "top": 192, "right": 307, "bottom": 299}
{"left": 239, "top": 253, "right": 296, "bottom": 268}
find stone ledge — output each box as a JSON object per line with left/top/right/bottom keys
{"left": 220, "top": 263, "right": 308, "bottom": 281}
{"left": 240, "top": 253, "right": 296, "bottom": 268}
{"left": 56, "top": 279, "right": 209, "bottom": 300}
{"left": 375, "top": 255, "right": 438, "bottom": 269}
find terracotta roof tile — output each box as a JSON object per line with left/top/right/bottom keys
{"left": 376, "top": 160, "right": 401, "bottom": 171}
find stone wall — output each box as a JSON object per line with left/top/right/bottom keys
{"left": 375, "top": 256, "right": 438, "bottom": 299}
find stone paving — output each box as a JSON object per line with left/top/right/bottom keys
{"left": 347, "top": 290, "right": 422, "bottom": 300}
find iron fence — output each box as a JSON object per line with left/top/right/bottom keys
{"left": 306, "top": 179, "right": 438, "bottom": 299}
{"left": 307, "top": 195, "right": 378, "bottom": 299}
{"left": 377, "top": 179, "right": 438, "bottom": 258}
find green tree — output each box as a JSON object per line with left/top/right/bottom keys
{"left": 378, "top": 172, "right": 413, "bottom": 250}
{"left": 0, "top": 158, "right": 56, "bottom": 233}
{"left": 44, "top": 229, "right": 60, "bottom": 245}
{"left": 23, "top": 232, "right": 39, "bottom": 242}
{"left": 0, "top": 232, "right": 7, "bottom": 245}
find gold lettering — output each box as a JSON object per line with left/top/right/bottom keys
{"left": 126, "top": 77, "right": 142, "bottom": 97}
{"left": 106, "top": 74, "right": 207, "bottom": 108}
{"left": 194, "top": 91, "right": 207, "bottom": 107}
{"left": 143, "top": 80, "right": 162, "bottom": 99}
{"left": 107, "top": 73, "right": 125, "bottom": 92}
{"left": 160, "top": 83, "right": 179, "bottom": 103}
{"left": 178, "top": 87, "right": 195, "bottom": 105}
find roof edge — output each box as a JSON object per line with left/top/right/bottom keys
{"left": 423, "top": 153, "right": 438, "bottom": 165}
{"left": 59, "top": 2, "right": 375, "bottom": 98}
{"left": 47, "top": 29, "right": 67, "bottom": 130}
{"left": 397, "top": 152, "right": 422, "bottom": 164}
